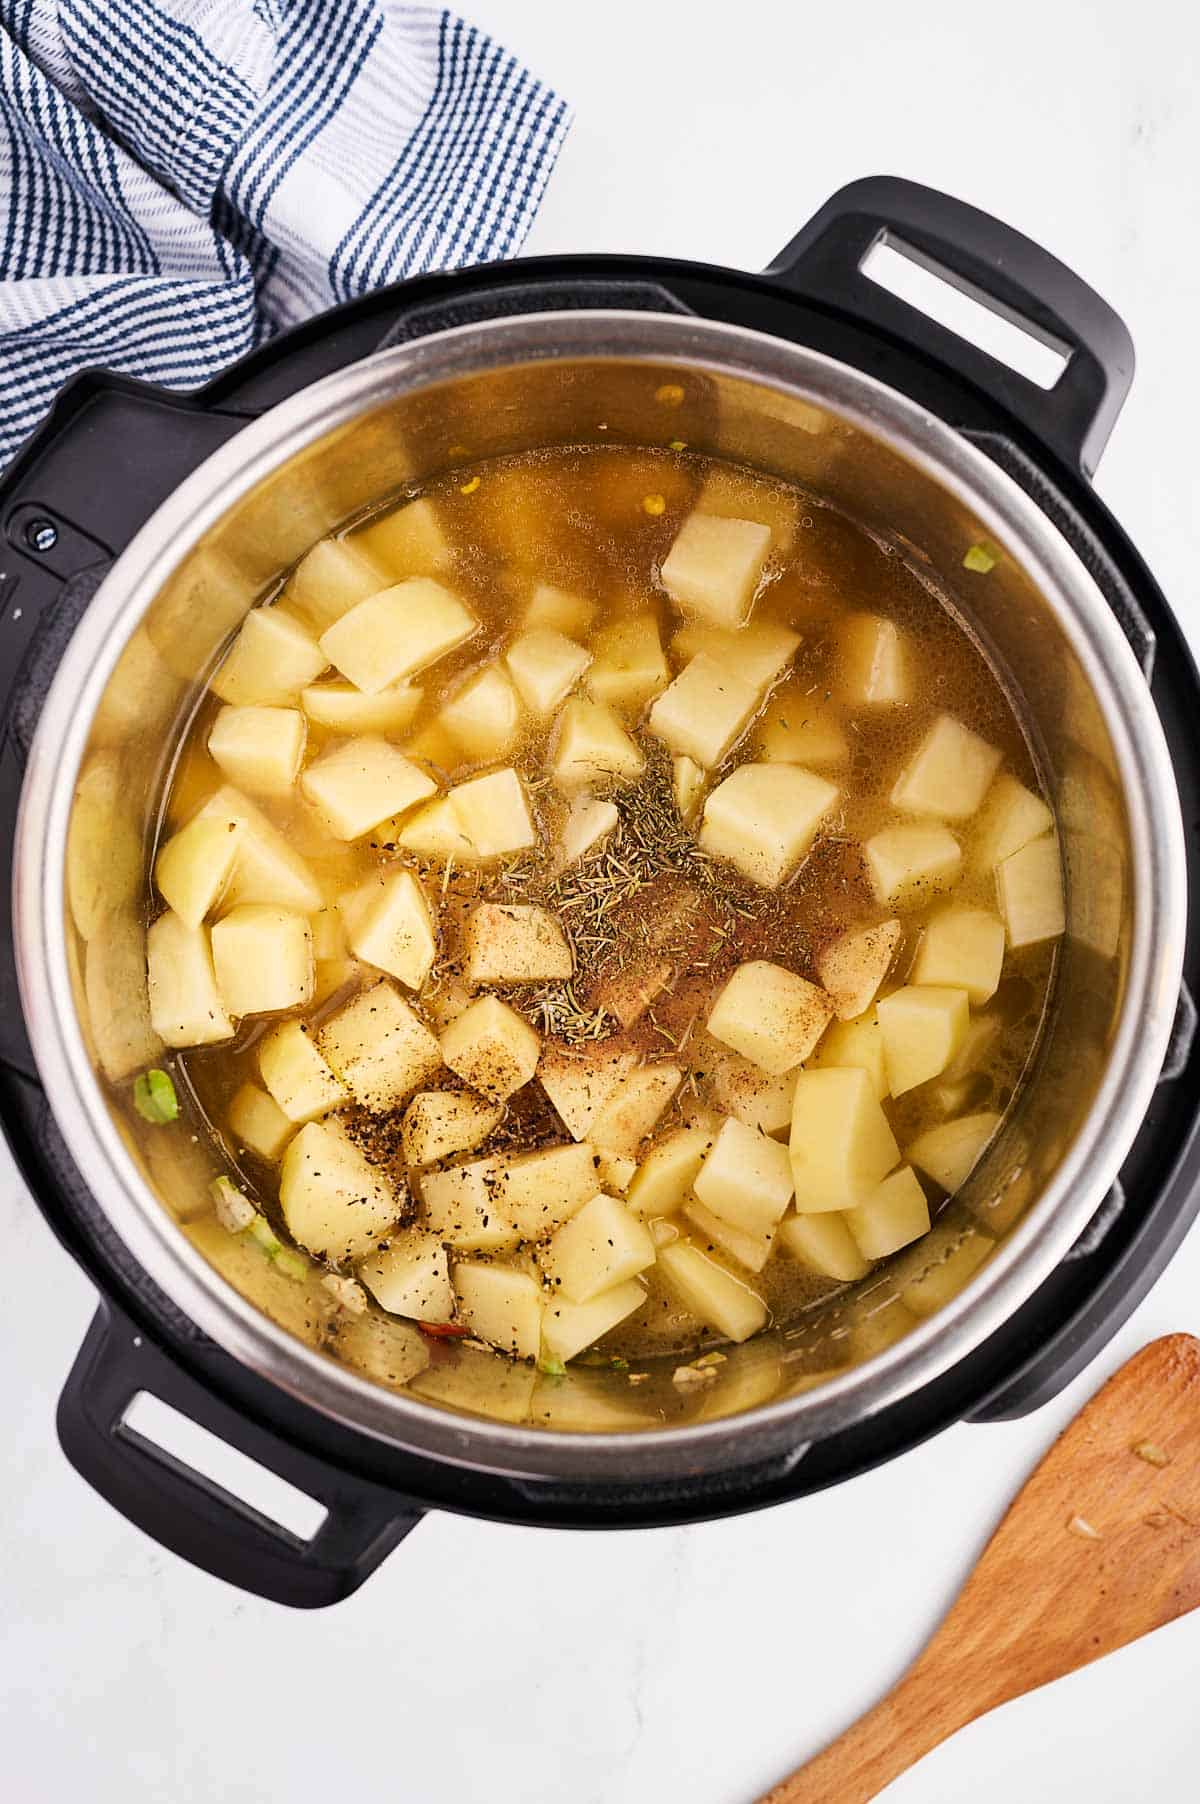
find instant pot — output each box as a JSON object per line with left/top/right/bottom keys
{"left": 3, "top": 177, "right": 1199, "bottom": 1608}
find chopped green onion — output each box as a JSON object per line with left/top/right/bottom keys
{"left": 538, "top": 1356, "right": 567, "bottom": 1378}
{"left": 609, "top": 1356, "right": 630, "bottom": 1371}
{"left": 963, "top": 543, "right": 997, "bottom": 573}
{"left": 273, "top": 1247, "right": 309, "bottom": 1282}
{"left": 133, "top": 1068, "right": 178, "bottom": 1124}
{"left": 246, "top": 1212, "right": 283, "bottom": 1259}
{"left": 211, "top": 1175, "right": 256, "bottom": 1234}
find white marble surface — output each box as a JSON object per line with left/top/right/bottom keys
{"left": 4, "top": 3, "right": 1200, "bottom": 1798}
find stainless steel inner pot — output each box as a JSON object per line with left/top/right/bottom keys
{"left": 13, "top": 311, "right": 1186, "bottom": 1483}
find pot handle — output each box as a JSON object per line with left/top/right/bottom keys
{"left": 57, "top": 1301, "right": 423, "bottom": 1607}
{"left": 766, "top": 176, "right": 1133, "bottom": 479}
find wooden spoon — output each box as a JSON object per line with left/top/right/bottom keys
{"left": 760, "top": 1334, "right": 1200, "bottom": 1804}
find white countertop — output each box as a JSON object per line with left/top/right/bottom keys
{"left": 4, "top": 3, "right": 1199, "bottom": 1799}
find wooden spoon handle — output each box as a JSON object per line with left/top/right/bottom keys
{"left": 759, "top": 1665, "right": 959, "bottom": 1804}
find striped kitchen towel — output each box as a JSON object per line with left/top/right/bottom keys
{"left": 0, "top": 1, "right": 570, "bottom": 467}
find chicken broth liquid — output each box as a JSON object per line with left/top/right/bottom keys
{"left": 148, "top": 444, "right": 1060, "bottom": 1394}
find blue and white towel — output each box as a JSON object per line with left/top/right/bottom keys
{"left": 0, "top": 1, "right": 570, "bottom": 467}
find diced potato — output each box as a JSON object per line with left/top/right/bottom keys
{"left": 327, "top": 1308, "right": 430, "bottom": 1389}
{"left": 891, "top": 715, "right": 1002, "bottom": 819}
{"left": 423, "top": 977, "right": 473, "bottom": 1031}
{"left": 318, "top": 980, "right": 443, "bottom": 1109}
{"left": 402, "top": 1090, "right": 502, "bottom": 1166}
{"left": 596, "top": 1153, "right": 637, "bottom": 1193}
{"left": 454, "top": 1262, "right": 544, "bottom": 1359}
{"left": 996, "top": 836, "right": 1065, "bottom": 947}
{"left": 279, "top": 1120, "right": 398, "bottom": 1260}
{"left": 864, "top": 824, "right": 962, "bottom": 908}
{"left": 439, "top": 665, "right": 523, "bottom": 760}
{"left": 552, "top": 697, "right": 645, "bottom": 788}
{"left": 393, "top": 795, "right": 477, "bottom": 861}
{"left": 339, "top": 868, "right": 437, "bottom": 990}
{"left": 464, "top": 903, "right": 573, "bottom": 984}
{"left": 66, "top": 753, "right": 143, "bottom": 942}
{"left": 696, "top": 466, "right": 799, "bottom": 554}
{"left": 755, "top": 687, "right": 849, "bottom": 768}
{"left": 811, "top": 1011, "right": 889, "bottom": 1101}
{"left": 656, "top": 1241, "right": 767, "bottom": 1342}
{"left": 683, "top": 1196, "right": 777, "bottom": 1273}
{"left": 627, "top": 1125, "right": 715, "bottom": 1216}
{"left": 154, "top": 815, "right": 242, "bottom": 929}
{"left": 660, "top": 511, "right": 772, "bottom": 628}
{"left": 319, "top": 578, "right": 478, "bottom": 691}
{"left": 972, "top": 774, "right": 1054, "bottom": 870}
{"left": 539, "top": 1193, "right": 656, "bottom": 1303}
{"left": 439, "top": 995, "right": 540, "bottom": 1100}
{"left": 899, "top": 1221, "right": 995, "bottom": 1316}
{"left": 355, "top": 498, "right": 453, "bottom": 579}
{"left": 907, "top": 1111, "right": 1001, "bottom": 1193}
{"left": 707, "top": 960, "right": 833, "bottom": 1076}
{"left": 646, "top": 653, "right": 759, "bottom": 767}
{"left": 227, "top": 1082, "right": 293, "bottom": 1162}
{"left": 494, "top": 1141, "right": 601, "bottom": 1238}
{"left": 449, "top": 768, "right": 537, "bottom": 858}
{"left": 876, "top": 985, "right": 969, "bottom": 1096}
{"left": 208, "top": 705, "right": 305, "bottom": 797}
{"left": 778, "top": 1212, "right": 870, "bottom": 1281}
{"left": 844, "top": 1166, "right": 931, "bottom": 1260}
{"left": 586, "top": 616, "right": 669, "bottom": 711}
{"left": 401, "top": 718, "right": 467, "bottom": 773}
{"left": 211, "top": 905, "right": 313, "bottom": 1017}
{"left": 211, "top": 607, "right": 328, "bottom": 706}
{"left": 789, "top": 1067, "right": 900, "bottom": 1211}
{"left": 300, "top": 737, "right": 436, "bottom": 840}
{"left": 285, "top": 538, "right": 387, "bottom": 631}
{"left": 944, "top": 1012, "right": 1000, "bottom": 1081}
{"left": 194, "top": 786, "right": 322, "bottom": 914}
{"left": 146, "top": 911, "right": 235, "bottom": 1047}
{"left": 505, "top": 628, "right": 592, "bottom": 717}
{"left": 816, "top": 918, "right": 902, "bottom": 1020}
{"left": 672, "top": 755, "right": 705, "bottom": 823}
{"left": 538, "top": 1045, "right": 637, "bottom": 1139}
{"left": 522, "top": 583, "right": 596, "bottom": 637}
{"left": 300, "top": 680, "right": 422, "bottom": 736}
{"left": 560, "top": 797, "right": 619, "bottom": 867}
{"left": 837, "top": 612, "right": 909, "bottom": 707}
{"left": 693, "top": 1116, "right": 794, "bottom": 1232}
{"left": 699, "top": 763, "right": 838, "bottom": 888}
{"left": 312, "top": 957, "right": 362, "bottom": 1008}
{"left": 912, "top": 907, "right": 1005, "bottom": 1006}
{"left": 542, "top": 1279, "right": 646, "bottom": 1363}
{"left": 258, "top": 1019, "right": 346, "bottom": 1122}
{"left": 593, "top": 958, "right": 671, "bottom": 1028}
{"left": 589, "top": 1064, "right": 682, "bottom": 1158}
{"left": 421, "top": 1158, "right": 519, "bottom": 1251}
{"left": 706, "top": 1050, "right": 797, "bottom": 1137}
{"left": 409, "top": 1342, "right": 533, "bottom": 1420}
{"left": 359, "top": 1229, "right": 455, "bottom": 1324}
{"left": 670, "top": 621, "right": 800, "bottom": 691}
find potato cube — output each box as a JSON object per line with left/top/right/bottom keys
{"left": 300, "top": 680, "right": 422, "bottom": 736}
{"left": 211, "top": 607, "right": 328, "bottom": 706}
{"left": 864, "top": 824, "right": 962, "bottom": 908}
{"left": 464, "top": 903, "right": 573, "bottom": 984}
{"left": 891, "top": 715, "right": 1002, "bottom": 819}
{"left": 454, "top": 1262, "right": 544, "bottom": 1360}
{"left": 154, "top": 815, "right": 242, "bottom": 929}
{"left": 146, "top": 911, "right": 235, "bottom": 1047}
{"left": 522, "top": 582, "right": 596, "bottom": 637}
{"left": 778, "top": 1212, "right": 870, "bottom": 1282}
{"left": 907, "top": 1111, "right": 1001, "bottom": 1194}
{"left": 789, "top": 1067, "right": 900, "bottom": 1211}
{"left": 410, "top": 1342, "right": 533, "bottom": 1419}
{"left": 646, "top": 654, "right": 759, "bottom": 767}
{"left": 227, "top": 1082, "right": 294, "bottom": 1163}
{"left": 285, "top": 538, "right": 387, "bottom": 631}
{"left": 258, "top": 1020, "right": 346, "bottom": 1122}
{"left": 312, "top": 957, "right": 362, "bottom": 1008}
{"left": 421, "top": 1158, "right": 519, "bottom": 1251}
{"left": 402, "top": 1090, "right": 501, "bottom": 1166}
{"left": 404, "top": 712, "right": 478, "bottom": 773}
{"left": 696, "top": 466, "right": 799, "bottom": 554}
{"left": 552, "top": 697, "right": 645, "bottom": 788}
{"left": 597, "top": 1153, "right": 637, "bottom": 1194}
{"left": 449, "top": 768, "right": 537, "bottom": 858}
{"left": 844, "top": 1166, "right": 931, "bottom": 1260}
{"left": 707, "top": 960, "right": 833, "bottom": 1076}
{"left": 706, "top": 1050, "right": 797, "bottom": 1136}
{"left": 589, "top": 1064, "right": 683, "bottom": 1158}
{"left": 538, "top": 1045, "right": 637, "bottom": 1140}
{"left": 439, "top": 665, "right": 523, "bottom": 760}
{"left": 355, "top": 498, "right": 453, "bottom": 579}
{"left": 208, "top": 705, "right": 305, "bottom": 797}
{"left": 816, "top": 918, "right": 902, "bottom": 1020}
{"left": 494, "top": 1141, "right": 601, "bottom": 1238}
{"left": 670, "top": 620, "right": 800, "bottom": 691}
{"left": 755, "top": 687, "right": 849, "bottom": 768}
{"left": 64, "top": 754, "right": 146, "bottom": 946}
{"left": 195, "top": 787, "right": 321, "bottom": 914}
{"left": 837, "top": 613, "right": 909, "bottom": 707}
{"left": 594, "top": 958, "right": 672, "bottom": 1028}
{"left": 626, "top": 1124, "right": 715, "bottom": 1216}
{"left": 393, "top": 795, "right": 477, "bottom": 861}
{"left": 912, "top": 907, "right": 1005, "bottom": 1006}
{"left": 359, "top": 1229, "right": 455, "bottom": 1324}
{"left": 318, "top": 980, "right": 443, "bottom": 1109}
{"left": 693, "top": 1116, "right": 794, "bottom": 1232}
{"left": 439, "top": 995, "right": 540, "bottom": 1099}
{"left": 660, "top": 511, "right": 772, "bottom": 628}
{"left": 300, "top": 737, "right": 435, "bottom": 840}
{"left": 211, "top": 905, "right": 313, "bottom": 1017}
{"left": 972, "top": 774, "right": 1054, "bottom": 870}
{"left": 810, "top": 1011, "right": 889, "bottom": 1100}
{"left": 699, "top": 763, "right": 838, "bottom": 888}
{"left": 656, "top": 1241, "right": 766, "bottom": 1342}
{"left": 319, "top": 578, "right": 477, "bottom": 692}
{"left": 279, "top": 1120, "right": 398, "bottom": 1261}
{"left": 944, "top": 1012, "right": 1001, "bottom": 1081}
{"left": 672, "top": 755, "right": 705, "bottom": 823}
{"left": 539, "top": 1192, "right": 656, "bottom": 1303}
{"left": 542, "top": 1279, "right": 646, "bottom": 1364}
{"left": 340, "top": 869, "right": 437, "bottom": 990}
{"left": 899, "top": 1222, "right": 995, "bottom": 1317}
{"left": 996, "top": 835, "right": 1065, "bottom": 947}
{"left": 505, "top": 628, "right": 592, "bottom": 717}
{"left": 683, "top": 1196, "right": 777, "bottom": 1274}
{"left": 586, "top": 616, "right": 669, "bottom": 711}
{"left": 86, "top": 915, "right": 164, "bottom": 1082}
{"left": 876, "top": 985, "right": 969, "bottom": 1096}
{"left": 560, "top": 797, "right": 619, "bottom": 867}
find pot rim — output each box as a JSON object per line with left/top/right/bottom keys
{"left": 14, "top": 309, "right": 1187, "bottom": 1483}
